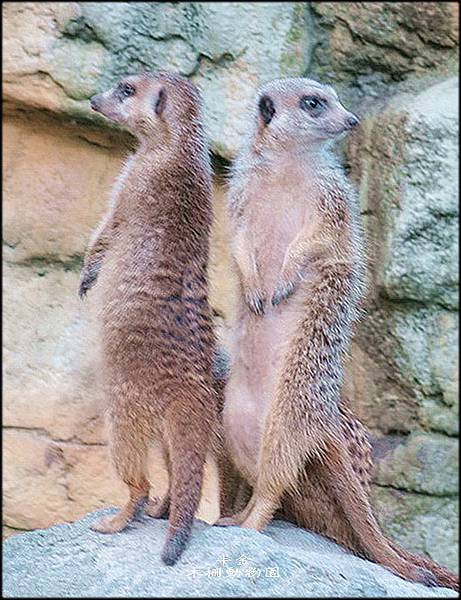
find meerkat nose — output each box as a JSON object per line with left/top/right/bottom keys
{"left": 346, "top": 114, "right": 360, "bottom": 129}
{"left": 90, "top": 94, "right": 102, "bottom": 111}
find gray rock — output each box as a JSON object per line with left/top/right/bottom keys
{"left": 371, "top": 486, "right": 459, "bottom": 574}
{"left": 309, "top": 3, "right": 459, "bottom": 93}
{"left": 373, "top": 432, "right": 459, "bottom": 496}
{"left": 2, "top": 509, "right": 457, "bottom": 598}
{"left": 346, "top": 76, "right": 459, "bottom": 439}
{"left": 390, "top": 307, "right": 459, "bottom": 433}
{"left": 380, "top": 77, "right": 459, "bottom": 310}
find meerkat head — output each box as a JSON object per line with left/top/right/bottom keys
{"left": 89, "top": 72, "right": 202, "bottom": 143}
{"left": 254, "top": 77, "right": 360, "bottom": 150}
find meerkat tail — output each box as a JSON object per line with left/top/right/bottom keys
{"left": 161, "top": 405, "right": 208, "bottom": 566}
{"left": 284, "top": 467, "right": 458, "bottom": 591}
{"left": 316, "top": 441, "right": 442, "bottom": 587}
{"left": 387, "top": 542, "right": 459, "bottom": 591}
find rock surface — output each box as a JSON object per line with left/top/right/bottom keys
{"left": 3, "top": 1, "right": 311, "bottom": 158}
{"left": 309, "top": 2, "right": 459, "bottom": 95}
{"left": 2, "top": 510, "right": 457, "bottom": 598}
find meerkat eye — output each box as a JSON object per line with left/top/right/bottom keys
{"left": 116, "top": 82, "right": 135, "bottom": 99}
{"left": 121, "top": 83, "right": 135, "bottom": 98}
{"left": 300, "top": 95, "right": 327, "bottom": 115}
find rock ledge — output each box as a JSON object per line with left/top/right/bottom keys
{"left": 3, "top": 509, "right": 456, "bottom": 598}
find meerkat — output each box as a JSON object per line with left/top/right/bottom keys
{"left": 79, "top": 71, "right": 219, "bottom": 566}
{"left": 217, "top": 77, "right": 458, "bottom": 590}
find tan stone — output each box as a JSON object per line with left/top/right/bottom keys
{"left": 61, "top": 441, "right": 218, "bottom": 525}
{"left": 3, "top": 113, "right": 127, "bottom": 263}
{"left": 311, "top": 2, "right": 459, "bottom": 84}
{"left": 3, "top": 429, "right": 75, "bottom": 529}
{"left": 3, "top": 262, "right": 106, "bottom": 443}
{"left": 2, "top": 2, "right": 80, "bottom": 113}
{"left": 3, "top": 427, "right": 219, "bottom": 534}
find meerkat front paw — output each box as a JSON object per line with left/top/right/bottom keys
{"left": 244, "top": 287, "right": 266, "bottom": 316}
{"left": 271, "top": 279, "right": 296, "bottom": 306}
{"left": 78, "top": 270, "right": 97, "bottom": 299}
{"left": 78, "top": 260, "right": 102, "bottom": 299}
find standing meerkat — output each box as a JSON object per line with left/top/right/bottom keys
{"left": 218, "top": 77, "right": 458, "bottom": 590}
{"left": 79, "top": 71, "right": 219, "bottom": 566}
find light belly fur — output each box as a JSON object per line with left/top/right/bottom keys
{"left": 224, "top": 191, "right": 310, "bottom": 483}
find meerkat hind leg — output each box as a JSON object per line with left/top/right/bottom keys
{"left": 145, "top": 443, "right": 171, "bottom": 519}
{"left": 216, "top": 491, "right": 277, "bottom": 530}
{"left": 216, "top": 450, "right": 241, "bottom": 519}
{"left": 233, "top": 479, "right": 253, "bottom": 514}
{"left": 237, "top": 494, "right": 279, "bottom": 530}
{"left": 216, "top": 477, "right": 253, "bottom": 524}
{"left": 91, "top": 420, "right": 150, "bottom": 534}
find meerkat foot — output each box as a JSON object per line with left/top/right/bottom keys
{"left": 215, "top": 515, "right": 241, "bottom": 527}
{"left": 91, "top": 484, "right": 149, "bottom": 534}
{"left": 216, "top": 493, "right": 264, "bottom": 527}
{"left": 145, "top": 495, "right": 170, "bottom": 519}
{"left": 237, "top": 494, "right": 278, "bottom": 530}
{"left": 78, "top": 268, "right": 98, "bottom": 299}
{"left": 239, "top": 513, "right": 270, "bottom": 531}
{"left": 414, "top": 567, "right": 439, "bottom": 588}
{"left": 392, "top": 564, "right": 438, "bottom": 588}
{"left": 215, "top": 505, "right": 251, "bottom": 527}
{"left": 91, "top": 511, "right": 133, "bottom": 534}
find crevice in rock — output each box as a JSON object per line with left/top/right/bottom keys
{"left": 372, "top": 481, "right": 458, "bottom": 499}
{"left": 5, "top": 254, "right": 84, "bottom": 273}
{"left": 3, "top": 425, "right": 107, "bottom": 447}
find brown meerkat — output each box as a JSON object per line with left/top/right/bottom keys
{"left": 217, "top": 77, "right": 458, "bottom": 590}
{"left": 78, "top": 71, "right": 219, "bottom": 565}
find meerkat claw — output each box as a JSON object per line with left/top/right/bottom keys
{"left": 245, "top": 291, "right": 266, "bottom": 315}
{"left": 78, "top": 258, "right": 103, "bottom": 299}
{"left": 271, "top": 280, "right": 295, "bottom": 306}
{"left": 78, "top": 274, "right": 95, "bottom": 299}
{"left": 78, "top": 283, "right": 88, "bottom": 299}
{"left": 414, "top": 567, "right": 439, "bottom": 588}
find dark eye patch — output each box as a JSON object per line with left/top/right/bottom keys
{"left": 300, "top": 95, "right": 328, "bottom": 116}
{"left": 259, "top": 94, "right": 276, "bottom": 126}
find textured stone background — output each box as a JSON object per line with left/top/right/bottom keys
{"left": 3, "top": 2, "right": 459, "bottom": 572}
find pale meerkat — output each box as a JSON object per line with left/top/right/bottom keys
{"left": 217, "top": 77, "right": 458, "bottom": 590}
{"left": 79, "top": 71, "right": 220, "bottom": 566}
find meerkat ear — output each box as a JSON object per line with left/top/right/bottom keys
{"left": 259, "top": 95, "right": 275, "bottom": 126}
{"left": 154, "top": 87, "right": 167, "bottom": 116}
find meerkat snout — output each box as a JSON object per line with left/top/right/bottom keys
{"left": 90, "top": 94, "right": 102, "bottom": 111}
{"left": 346, "top": 113, "right": 360, "bottom": 129}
